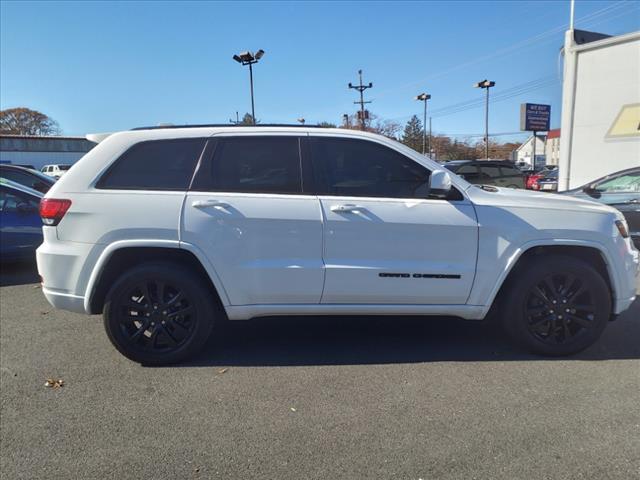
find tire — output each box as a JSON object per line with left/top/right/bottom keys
{"left": 103, "top": 261, "right": 215, "bottom": 365}
{"left": 501, "top": 255, "right": 611, "bottom": 356}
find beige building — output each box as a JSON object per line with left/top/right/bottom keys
{"left": 545, "top": 129, "right": 561, "bottom": 165}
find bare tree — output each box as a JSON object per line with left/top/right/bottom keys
{"left": 0, "top": 108, "right": 61, "bottom": 136}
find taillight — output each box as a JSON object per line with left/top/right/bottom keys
{"left": 39, "top": 198, "right": 72, "bottom": 226}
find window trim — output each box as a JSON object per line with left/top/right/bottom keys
{"left": 189, "top": 135, "right": 307, "bottom": 196}
{"left": 95, "top": 137, "right": 208, "bottom": 191}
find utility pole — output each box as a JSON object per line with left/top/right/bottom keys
{"left": 348, "top": 70, "right": 373, "bottom": 130}
{"left": 229, "top": 111, "right": 240, "bottom": 125}
{"left": 415, "top": 93, "right": 431, "bottom": 155}
{"left": 474, "top": 79, "right": 496, "bottom": 159}
{"left": 429, "top": 117, "right": 432, "bottom": 159}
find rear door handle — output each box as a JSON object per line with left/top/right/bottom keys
{"left": 192, "top": 199, "right": 229, "bottom": 209}
{"left": 331, "top": 204, "right": 364, "bottom": 213}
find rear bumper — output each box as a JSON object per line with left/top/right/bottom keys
{"left": 41, "top": 287, "right": 87, "bottom": 314}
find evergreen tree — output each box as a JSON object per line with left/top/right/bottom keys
{"left": 401, "top": 115, "right": 424, "bottom": 153}
{"left": 240, "top": 113, "right": 258, "bottom": 125}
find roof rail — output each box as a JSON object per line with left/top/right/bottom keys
{"left": 131, "top": 123, "right": 328, "bottom": 131}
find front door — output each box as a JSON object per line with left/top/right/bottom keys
{"left": 308, "top": 135, "right": 478, "bottom": 305}
{"left": 182, "top": 135, "right": 324, "bottom": 305}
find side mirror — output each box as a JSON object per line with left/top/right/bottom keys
{"left": 429, "top": 169, "right": 453, "bottom": 199}
{"left": 583, "top": 183, "right": 599, "bottom": 196}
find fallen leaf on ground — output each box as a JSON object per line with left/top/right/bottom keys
{"left": 217, "top": 368, "right": 228, "bottom": 374}
{"left": 44, "top": 378, "right": 64, "bottom": 389}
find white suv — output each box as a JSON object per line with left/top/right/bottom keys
{"left": 36, "top": 126, "right": 639, "bottom": 364}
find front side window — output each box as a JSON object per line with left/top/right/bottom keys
{"left": 309, "top": 137, "right": 429, "bottom": 198}
{"left": 193, "top": 136, "right": 303, "bottom": 194}
{"left": 97, "top": 138, "right": 206, "bottom": 190}
{"left": 594, "top": 171, "right": 640, "bottom": 193}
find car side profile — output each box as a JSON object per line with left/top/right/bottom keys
{"left": 1, "top": 178, "right": 43, "bottom": 261}
{"left": 561, "top": 167, "right": 640, "bottom": 249}
{"left": 36, "top": 126, "right": 638, "bottom": 364}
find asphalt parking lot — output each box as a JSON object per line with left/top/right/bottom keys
{"left": 1, "top": 261, "right": 638, "bottom": 480}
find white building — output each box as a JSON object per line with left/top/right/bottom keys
{"left": 0, "top": 135, "right": 96, "bottom": 170}
{"left": 513, "top": 134, "right": 546, "bottom": 169}
{"left": 559, "top": 28, "right": 640, "bottom": 190}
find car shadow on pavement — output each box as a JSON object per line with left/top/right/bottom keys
{"left": 181, "top": 312, "right": 640, "bottom": 367}
{"left": 0, "top": 260, "right": 39, "bottom": 287}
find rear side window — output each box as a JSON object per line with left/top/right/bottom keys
{"left": 499, "top": 166, "right": 520, "bottom": 177}
{"left": 479, "top": 165, "right": 501, "bottom": 178}
{"left": 97, "top": 138, "right": 205, "bottom": 190}
{"left": 192, "top": 136, "right": 303, "bottom": 194}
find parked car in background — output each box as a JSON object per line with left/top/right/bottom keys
{"left": 0, "top": 165, "right": 56, "bottom": 193}
{"left": 36, "top": 125, "right": 638, "bottom": 364}
{"left": 561, "top": 167, "right": 640, "bottom": 249}
{"left": 443, "top": 160, "right": 525, "bottom": 189}
{"left": 525, "top": 166, "right": 558, "bottom": 190}
{"left": 41, "top": 164, "right": 71, "bottom": 179}
{"left": 0, "top": 178, "right": 43, "bottom": 262}
{"left": 536, "top": 169, "right": 559, "bottom": 192}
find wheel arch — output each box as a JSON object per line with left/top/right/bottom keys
{"left": 484, "top": 241, "right": 615, "bottom": 318}
{"left": 84, "top": 241, "right": 229, "bottom": 315}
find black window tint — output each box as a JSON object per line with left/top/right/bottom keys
{"left": 479, "top": 165, "right": 501, "bottom": 178}
{"left": 310, "top": 138, "right": 429, "bottom": 198}
{"left": 202, "top": 137, "right": 302, "bottom": 194}
{"left": 456, "top": 165, "right": 480, "bottom": 182}
{"left": 97, "top": 138, "right": 205, "bottom": 190}
{"left": 499, "top": 166, "right": 520, "bottom": 177}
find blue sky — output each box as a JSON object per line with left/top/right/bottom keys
{"left": 1, "top": 0, "right": 639, "bottom": 141}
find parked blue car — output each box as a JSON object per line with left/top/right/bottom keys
{"left": 0, "top": 178, "right": 43, "bottom": 262}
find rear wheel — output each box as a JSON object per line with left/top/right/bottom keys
{"left": 103, "top": 262, "right": 215, "bottom": 365}
{"left": 502, "top": 255, "right": 611, "bottom": 356}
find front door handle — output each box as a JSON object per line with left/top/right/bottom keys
{"left": 192, "top": 199, "right": 229, "bottom": 209}
{"left": 331, "top": 204, "right": 364, "bottom": 213}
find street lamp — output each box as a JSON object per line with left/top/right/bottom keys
{"left": 474, "top": 79, "right": 495, "bottom": 159}
{"left": 415, "top": 93, "right": 431, "bottom": 155}
{"left": 233, "top": 49, "right": 265, "bottom": 125}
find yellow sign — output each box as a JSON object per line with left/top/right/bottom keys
{"left": 607, "top": 103, "right": 640, "bottom": 138}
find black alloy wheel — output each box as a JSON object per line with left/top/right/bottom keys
{"left": 502, "top": 255, "right": 611, "bottom": 356}
{"left": 104, "top": 262, "right": 215, "bottom": 365}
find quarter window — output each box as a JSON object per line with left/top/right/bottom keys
{"left": 309, "top": 137, "right": 430, "bottom": 198}
{"left": 97, "top": 138, "right": 206, "bottom": 190}
{"left": 194, "top": 136, "right": 303, "bottom": 194}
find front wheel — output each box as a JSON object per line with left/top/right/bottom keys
{"left": 103, "top": 262, "right": 215, "bottom": 365}
{"left": 501, "top": 255, "right": 611, "bottom": 356}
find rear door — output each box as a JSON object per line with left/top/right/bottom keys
{"left": 308, "top": 135, "right": 478, "bottom": 305}
{"left": 183, "top": 134, "right": 324, "bottom": 305}
{"left": 478, "top": 164, "right": 501, "bottom": 186}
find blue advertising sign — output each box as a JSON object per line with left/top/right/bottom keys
{"left": 520, "top": 103, "right": 551, "bottom": 132}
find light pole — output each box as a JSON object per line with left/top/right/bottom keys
{"left": 233, "top": 49, "right": 265, "bottom": 125}
{"left": 415, "top": 93, "right": 431, "bottom": 155}
{"left": 474, "top": 79, "right": 495, "bottom": 159}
